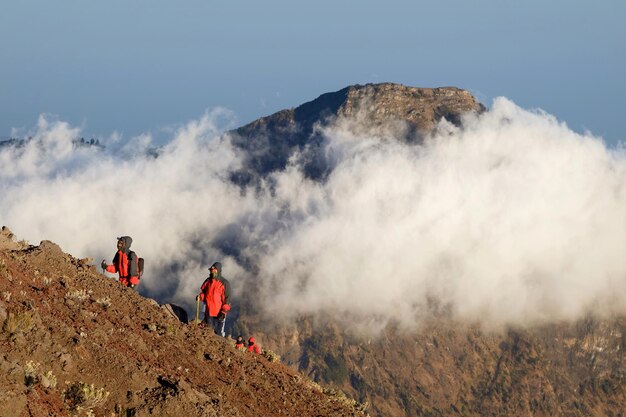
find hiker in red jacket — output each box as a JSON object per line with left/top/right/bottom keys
{"left": 247, "top": 336, "right": 261, "bottom": 354}
{"left": 101, "top": 236, "right": 140, "bottom": 289}
{"left": 196, "top": 262, "right": 231, "bottom": 337}
{"left": 235, "top": 335, "right": 245, "bottom": 350}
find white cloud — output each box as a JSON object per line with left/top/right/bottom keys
{"left": 257, "top": 97, "right": 626, "bottom": 330}
{"left": 1, "top": 98, "right": 625, "bottom": 333}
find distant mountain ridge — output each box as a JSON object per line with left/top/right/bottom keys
{"left": 0, "top": 137, "right": 104, "bottom": 150}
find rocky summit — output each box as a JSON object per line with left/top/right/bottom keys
{"left": 229, "top": 83, "right": 485, "bottom": 184}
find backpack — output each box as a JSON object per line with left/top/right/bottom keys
{"left": 128, "top": 250, "right": 144, "bottom": 279}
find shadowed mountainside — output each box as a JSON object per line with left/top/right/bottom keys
{"left": 236, "top": 305, "right": 625, "bottom": 417}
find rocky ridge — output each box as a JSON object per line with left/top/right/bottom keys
{"left": 0, "top": 227, "right": 368, "bottom": 417}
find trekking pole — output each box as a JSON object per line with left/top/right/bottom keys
{"left": 195, "top": 297, "right": 200, "bottom": 325}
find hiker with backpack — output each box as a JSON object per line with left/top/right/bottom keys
{"left": 101, "top": 236, "right": 142, "bottom": 289}
{"left": 196, "top": 262, "right": 231, "bottom": 337}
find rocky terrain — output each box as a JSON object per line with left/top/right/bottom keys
{"left": 238, "top": 314, "right": 625, "bottom": 417}
{"left": 2, "top": 229, "right": 624, "bottom": 417}
{"left": 0, "top": 227, "right": 368, "bottom": 417}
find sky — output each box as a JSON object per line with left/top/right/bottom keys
{"left": 1, "top": 0, "right": 624, "bottom": 145}
{"left": 1, "top": 1, "right": 626, "bottom": 333}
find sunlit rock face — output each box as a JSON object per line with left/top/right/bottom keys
{"left": 229, "top": 83, "right": 485, "bottom": 183}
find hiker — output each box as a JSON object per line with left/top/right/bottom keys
{"left": 101, "top": 236, "right": 140, "bottom": 289}
{"left": 247, "top": 336, "right": 261, "bottom": 354}
{"left": 235, "top": 335, "right": 245, "bottom": 350}
{"left": 196, "top": 262, "right": 231, "bottom": 337}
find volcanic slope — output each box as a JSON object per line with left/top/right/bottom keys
{"left": 0, "top": 227, "right": 368, "bottom": 417}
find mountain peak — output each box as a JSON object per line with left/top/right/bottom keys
{"left": 238, "top": 82, "right": 484, "bottom": 138}
{"left": 230, "top": 83, "right": 485, "bottom": 183}
{"left": 307, "top": 83, "right": 483, "bottom": 129}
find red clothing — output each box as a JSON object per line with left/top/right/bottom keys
{"left": 247, "top": 344, "right": 261, "bottom": 354}
{"left": 247, "top": 337, "right": 261, "bottom": 354}
{"left": 198, "top": 277, "right": 231, "bottom": 317}
{"left": 106, "top": 250, "right": 139, "bottom": 286}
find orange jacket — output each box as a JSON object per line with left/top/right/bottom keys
{"left": 198, "top": 262, "right": 231, "bottom": 317}
{"left": 247, "top": 337, "right": 261, "bottom": 354}
{"left": 106, "top": 237, "right": 140, "bottom": 286}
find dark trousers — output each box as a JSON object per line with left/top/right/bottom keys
{"left": 204, "top": 315, "right": 225, "bottom": 337}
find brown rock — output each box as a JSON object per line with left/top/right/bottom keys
{"left": 230, "top": 83, "right": 485, "bottom": 183}
{"left": 0, "top": 232, "right": 368, "bottom": 417}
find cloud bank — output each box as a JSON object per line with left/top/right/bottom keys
{"left": 1, "top": 99, "right": 625, "bottom": 332}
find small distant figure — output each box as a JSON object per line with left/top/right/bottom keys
{"left": 235, "top": 335, "right": 245, "bottom": 350}
{"left": 196, "top": 262, "right": 231, "bottom": 337}
{"left": 101, "top": 236, "right": 141, "bottom": 289}
{"left": 247, "top": 336, "right": 261, "bottom": 354}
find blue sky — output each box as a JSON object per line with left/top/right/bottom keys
{"left": 1, "top": 0, "right": 624, "bottom": 144}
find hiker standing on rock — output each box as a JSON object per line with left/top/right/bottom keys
{"left": 101, "top": 236, "right": 141, "bottom": 289}
{"left": 196, "top": 262, "right": 231, "bottom": 337}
